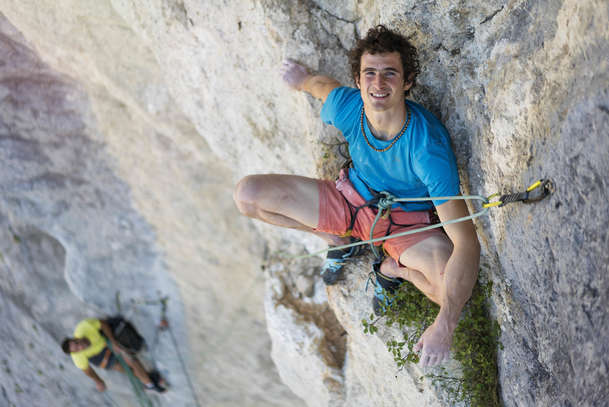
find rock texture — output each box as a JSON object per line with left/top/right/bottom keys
{"left": 0, "top": 0, "right": 608, "bottom": 406}
{"left": 0, "top": 7, "right": 297, "bottom": 407}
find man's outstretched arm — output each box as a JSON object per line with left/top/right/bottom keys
{"left": 415, "top": 198, "right": 481, "bottom": 367}
{"left": 281, "top": 59, "right": 340, "bottom": 102}
{"left": 83, "top": 366, "right": 106, "bottom": 392}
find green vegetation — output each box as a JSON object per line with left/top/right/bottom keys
{"left": 362, "top": 280, "right": 501, "bottom": 407}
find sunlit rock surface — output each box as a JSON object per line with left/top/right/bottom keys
{"left": 0, "top": 1, "right": 607, "bottom": 406}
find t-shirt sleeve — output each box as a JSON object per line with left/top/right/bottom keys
{"left": 320, "top": 87, "right": 361, "bottom": 137}
{"left": 74, "top": 318, "right": 101, "bottom": 338}
{"left": 71, "top": 353, "right": 89, "bottom": 370}
{"left": 411, "top": 125, "right": 460, "bottom": 206}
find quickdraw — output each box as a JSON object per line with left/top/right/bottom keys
{"left": 483, "top": 179, "right": 555, "bottom": 208}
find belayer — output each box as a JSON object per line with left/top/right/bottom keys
{"left": 61, "top": 317, "right": 166, "bottom": 393}
{"left": 234, "top": 25, "right": 481, "bottom": 367}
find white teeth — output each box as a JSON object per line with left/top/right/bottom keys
{"left": 372, "top": 93, "right": 388, "bottom": 97}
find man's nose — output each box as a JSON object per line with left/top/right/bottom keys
{"left": 374, "top": 73, "right": 385, "bottom": 87}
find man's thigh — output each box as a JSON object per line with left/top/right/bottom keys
{"left": 235, "top": 174, "right": 321, "bottom": 228}
{"left": 397, "top": 233, "right": 453, "bottom": 287}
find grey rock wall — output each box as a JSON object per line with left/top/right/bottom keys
{"left": 0, "top": 7, "right": 299, "bottom": 407}
{"left": 0, "top": 0, "right": 607, "bottom": 406}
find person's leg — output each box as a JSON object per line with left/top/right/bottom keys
{"left": 109, "top": 350, "right": 165, "bottom": 391}
{"left": 381, "top": 234, "right": 453, "bottom": 305}
{"left": 118, "top": 351, "right": 153, "bottom": 386}
{"left": 234, "top": 174, "right": 348, "bottom": 245}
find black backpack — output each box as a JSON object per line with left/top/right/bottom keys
{"left": 105, "top": 316, "right": 146, "bottom": 353}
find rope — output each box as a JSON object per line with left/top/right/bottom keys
{"left": 294, "top": 178, "right": 552, "bottom": 260}
{"left": 165, "top": 322, "right": 203, "bottom": 407}
{"left": 294, "top": 194, "right": 490, "bottom": 260}
{"left": 106, "top": 339, "right": 154, "bottom": 407}
{"left": 119, "top": 295, "right": 203, "bottom": 407}
{"left": 103, "top": 392, "right": 121, "bottom": 407}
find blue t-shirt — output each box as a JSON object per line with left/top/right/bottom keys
{"left": 320, "top": 86, "right": 460, "bottom": 211}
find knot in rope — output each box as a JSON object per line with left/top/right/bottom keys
{"left": 377, "top": 191, "right": 397, "bottom": 210}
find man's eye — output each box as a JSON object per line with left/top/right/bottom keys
{"left": 365, "top": 71, "right": 375, "bottom": 76}
{"left": 384, "top": 72, "right": 395, "bottom": 77}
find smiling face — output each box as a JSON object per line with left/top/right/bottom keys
{"left": 68, "top": 338, "right": 90, "bottom": 353}
{"left": 356, "top": 52, "right": 412, "bottom": 113}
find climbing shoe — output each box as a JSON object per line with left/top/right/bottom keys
{"left": 367, "top": 261, "right": 402, "bottom": 316}
{"left": 146, "top": 370, "right": 167, "bottom": 393}
{"left": 320, "top": 239, "right": 363, "bottom": 285}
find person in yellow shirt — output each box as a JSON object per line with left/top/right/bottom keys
{"left": 61, "top": 318, "right": 165, "bottom": 393}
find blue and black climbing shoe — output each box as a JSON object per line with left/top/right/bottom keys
{"left": 320, "top": 239, "right": 363, "bottom": 285}
{"left": 367, "top": 261, "right": 403, "bottom": 316}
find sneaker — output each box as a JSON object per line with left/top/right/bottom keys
{"left": 145, "top": 370, "right": 167, "bottom": 393}
{"left": 320, "top": 239, "right": 363, "bottom": 285}
{"left": 367, "top": 262, "right": 402, "bottom": 316}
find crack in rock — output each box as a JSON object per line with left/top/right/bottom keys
{"left": 481, "top": 6, "right": 505, "bottom": 24}
{"left": 276, "top": 278, "right": 347, "bottom": 370}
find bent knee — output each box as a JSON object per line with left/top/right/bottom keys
{"left": 234, "top": 175, "right": 276, "bottom": 217}
{"left": 429, "top": 235, "right": 453, "bottom": 274}
{"left": 401, "top": 234, "right": 453, "bottom": 276}
{"left": 234, "top": 175, "right": 257, "bottom": 216}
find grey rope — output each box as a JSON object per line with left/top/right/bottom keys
{"left": 294, "top": 194, "right": 489, "bottom": 260}
{"left": 121, "top": 295, "right": 203, "bottom": 407}
{"left": 103, "top": 391, "right": 121, "bottom": 407}
{"left": 165, "top": 322, "right": 203, "bottom": 407}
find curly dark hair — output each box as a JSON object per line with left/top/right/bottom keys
{"left": 61, "top": 338, "right": 72, "bottom": 354}
{"left": 348, "top": 25, "right": 420, "bottom": 95}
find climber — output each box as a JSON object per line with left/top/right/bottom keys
{"left": 233, "top": 25, "right": 480, "bottom": 367}
{"left": 61, "top": 317, "right": 166, "bottom": 393}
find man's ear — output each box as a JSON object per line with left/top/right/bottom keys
{"left": 403, "top": 73, "right": 415, "bottom": 91}
{"left": 355, "top": 75, "right": 360, "bottom": 89}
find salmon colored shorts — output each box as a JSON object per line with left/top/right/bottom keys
{"left": 315, "top": 169, "right": 444, "bottom": 263}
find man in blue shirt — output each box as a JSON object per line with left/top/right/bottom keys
{"left": 234, "top": 25, "right": 480, "bottom": 367}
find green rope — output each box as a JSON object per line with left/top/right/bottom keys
{"left": 159, "top": 298, "right": 203, "bottom": 407}
{"left": 119, "top": 295, "right": 203, "bottom": 407}
{"left": 106, "top": 339, "right": 154, "bottom": 407}
{"left": 293, "top": 194, "right": 489, "bottom": 260}
{"left": 103, "top": 392, "right": 121, "bottom": 407}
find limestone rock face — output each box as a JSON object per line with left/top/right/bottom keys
{"left": 0, "top": 7, "right": 297, "bottom": 407}
{"left": 0, "top": 1, "right": 608, "bottom": 407}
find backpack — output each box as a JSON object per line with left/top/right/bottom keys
{"left": 105, "top": 315, "right": 146, "bottom": 353}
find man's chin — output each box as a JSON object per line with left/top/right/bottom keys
{"left": 365, "top": 100, "right": 391, "bottom": 112}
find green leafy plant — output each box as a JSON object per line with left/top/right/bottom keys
{"left": 362, "top": 280, "right": 501, "bottom": 407}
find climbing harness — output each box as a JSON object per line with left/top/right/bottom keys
{"left": 294, "top": 178, "right": 554, "bottom": 260}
